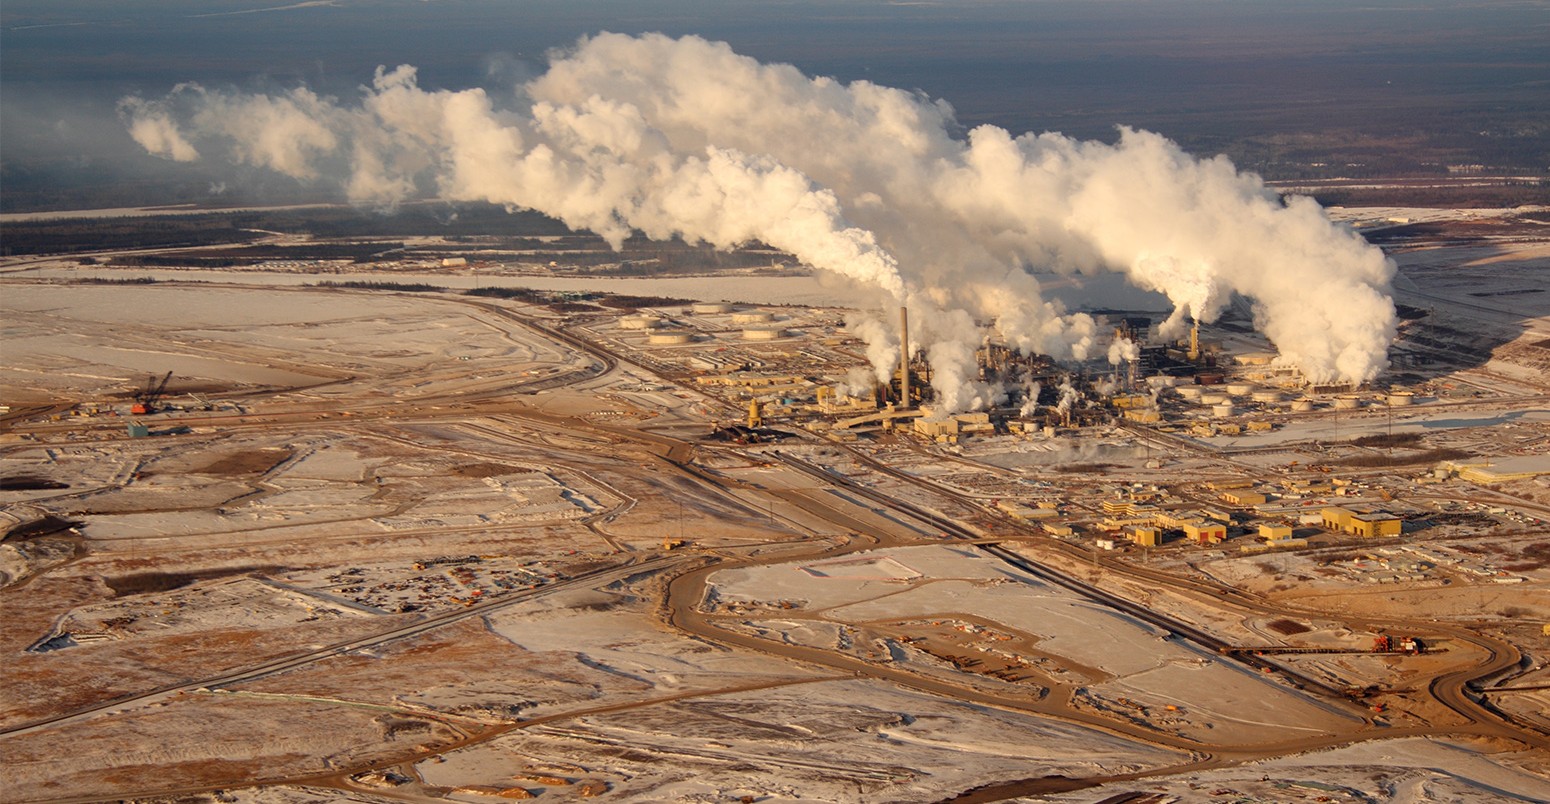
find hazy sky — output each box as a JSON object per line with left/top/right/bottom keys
{"left": 3, "top": 0, "right": 1546, "bottom": 209}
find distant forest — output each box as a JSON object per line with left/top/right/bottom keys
{"left": 1, "top": 204, "right": 795, "bottom": 272}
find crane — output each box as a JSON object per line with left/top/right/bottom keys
{"left": 131, "top": 371, "right": 173, "bottom": 415}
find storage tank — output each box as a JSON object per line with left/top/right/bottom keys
{"left": 619, "top": 315, "right": 660, "bottom": 330}
{"left": 1252, "top": 390, "right": 1282, "bottom": 404}
{"left": 732, "top": 311, "right": 774, "bottom": 324}
{"left": 648, "top": 331, "right": 695, "bottom": 345}
{"left": 1212, "top": 403, "right": 1236, "bottom": 418}
{"left": 1200, "top": 393, "right": 1228, "bottom": 406}
{"left": 1388, "top": 391, "right": 1415, "bottom": 407}
{"left": 691, "top": 301, "right": 734, "bottom": 314}
{"left": 1225, "top": 382, "right": 1253, "bottom": 396}
{"left": 1291, "top": 398, "right": 1315, "bottom": 412}
{"left": 1178, "top": 386, "right": 1205, "bottom": 400}
{"left": 742, "top": 327, "right": 785, "bottom": 341}
{"left": 1334, "top": 395, "right": 1362, "bottom": 410}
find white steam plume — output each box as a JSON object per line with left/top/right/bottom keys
{"left": 122, "top": 33, "right": 1396, "bottom": 408}
{"left": 119, "top": 97, "right": 199, "bottom": 162}
{"left": 1107, "top": 335, "right": 1140, "bottom": 366}
{"left": 1019, "top": 380, "right": 1043, "bottom": 419}
{"left": 1055, "top": 380, "right": 1079, "bottom": 422}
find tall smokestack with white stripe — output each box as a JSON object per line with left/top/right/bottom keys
{"left": 899, "top": 305, "right": 911, "bottom": 408}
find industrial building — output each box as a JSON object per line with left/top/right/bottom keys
{"left": 1442, "top": 457, "right": 1550, "bottom": 484}
{"left": 1321, "top": 506, "right": 1402, "bottom": 538}
{"left": 1258, "top": 523, "right": 1294, "bottom": 541}
{"left": 1221, "top": 490, "right": 1268, "bottom": 507}
{"left": 1183, "top": 521, "right": 1227, "bottom": 545}
{"left": 1126, "top": 526, "right": 1161, "bottom": 547}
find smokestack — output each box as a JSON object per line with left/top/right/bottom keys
{"left": 899, "top": 305, "right": 911, "bottom": 408}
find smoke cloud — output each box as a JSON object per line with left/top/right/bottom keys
{"left": 122, "top": 33, "right": 1396, "bottom": 409}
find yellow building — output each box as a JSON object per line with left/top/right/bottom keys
{"left": 1221, "top": 490, "right": 1268, "bottom": 506}
{"left": 1183, "top": 520, "right": 1227, "bottom": 545}
{"left": 1322, "top": 506, "right": 1401, "bottom": 538}
{"left": 1101, "top": 515, "right": 1157, "bottom": 531}
{"left": 1351, "top": 513, "right": 1402, "bottom": 538}
{"left": 1102, "top": 499, "right": 1137, "bottom": 516}
{"left": 1127, "top": 526, "right": 1161, "bottom": 547}
{"left": 997, "top": 500, "right": 1057, "bottom": 521}
{"left": 1258, "top": 523, "right": 1294, "bottom": 541}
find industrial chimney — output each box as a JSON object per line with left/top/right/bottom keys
{"left": 899, "top": 305, "right": 911, "bottom": 408}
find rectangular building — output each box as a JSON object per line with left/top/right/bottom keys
{"left": 1222, "top": 490, "right": 1268, "bottom": 506}
{"left": 1127, "top": 526, "right": 1161, "bottom": 547}
{"left": 1258, "top": 523, "right": 1294, "bottom": 541}
{"left": 1183, "top": 520, "right": 1227, "bottom": 545}
{"left": 1322, "top": 506, "right": 1401, "bottom": 537}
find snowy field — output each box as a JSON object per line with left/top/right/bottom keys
{"left": 708, "top": 544, "right": 1361, "bottom": 744}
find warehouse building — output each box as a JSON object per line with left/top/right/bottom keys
{"left": 1322, "top": 506, "right": 1402, "bottom": 538}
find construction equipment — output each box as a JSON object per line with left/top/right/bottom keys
{"left": 1372, "top": 634, "right": 1424, "bottom": 654}
{"left": 131, "top": 371, "right": 173, "bottom": 415}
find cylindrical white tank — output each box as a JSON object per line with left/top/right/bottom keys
{"left": 691, "top": 301, "right": 734, "bottom": 314}
{"left": 742, "top": 328, "right": 784, "bottom": 341}
{"left": 1334, "top": 395, "right": 1362, "bottom": 410}
{"left": 1200, "top": 393, "right": 1228, "bottom": 406}
{"left": 1212, "top": 403, "right": 1236, "bottom": 418}
{"left": 1252, "top": 390, "right": 1282, "bottom": 404}
{"left": 619, "top": 315, "right": 660, "bottom": 330}
{"left": 1226, "top": 383, "right": 1253, "bottom": 396}
{"left": 1388, "top": 391, "right": 1414, "bottom": 406}
{"left": 649, "top": 331, "right": 695, "bottom": 345}
{"left": 732, "top": 311, "right": 774, "bottom": 324}
{"left": 1291, "top": 398, "right": 1315, "bottom": 412}
{"left": 1178, "top": 386, "right": 1204, "bottom": 400}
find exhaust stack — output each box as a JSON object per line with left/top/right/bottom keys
{"left": 899, "top": 305, "right": 911, "bottom": 408}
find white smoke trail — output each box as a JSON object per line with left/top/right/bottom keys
{"left": 122, "top": 33, "right": 1396, "bottom": 408}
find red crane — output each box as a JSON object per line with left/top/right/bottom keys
{"left": 131, "top": 371, "right": 173, "bottom": 415}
